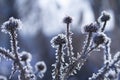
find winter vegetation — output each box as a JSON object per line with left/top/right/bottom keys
{"left": 0, "top": 17, "right": 47, "bottom": 80}
{"left": 0, "top": 0, "right": 120, "bottom": 80}
{"left": 50, "top": 11, "right": 120, "bottom": 80}
{"left": 0, "top": 10, "right": 120, "bottom": 80}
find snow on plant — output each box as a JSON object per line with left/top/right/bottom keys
{"left": 35, "top": 61, "right": 47, "bottom": 78}
{"left": 51, "top": 11, "right": 120, "bottom": 80}
{"left": 0, "top": 17, "right": 47, "bottom": 80}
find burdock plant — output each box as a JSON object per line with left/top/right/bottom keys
{"left": 51, "top": 11, "right": 120, "bottom": 80}
{"left": 0, "top": 17, "right": 47, "bottom": 80}
{"left": 0, "top": 11, "right": 120, "bottom": 80}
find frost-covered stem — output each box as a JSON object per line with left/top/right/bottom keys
{"left": 66, "top": 23, "right": 73, "bottom": 63}
{"left": 0, "top": 48, "right": 15, "bottom": 60}
{"left": 104, "top": 41, "right": 111, "bottom": 64}
{"left": 82, "top": 32, "right": 92, "bottom": 56}
{"left": 89, "top": 52, "right": 120, "bottom": 80}
{"left": 90, "top": 41, "right": 112, "bottom": 79}
{"left": 101, "top": 21, "right": 107, "bottom": 32}
{"left": 89, "top": 42, "right": 111, "bottom": 80}
{"left": 86, "top": 45, "right": 98, "bottom": 55}
{"left": 63, "top": 45, "right": 98, "bottom": 80}
{"left": 89, "top": 63, "right": 109, "bottom": 80}
{"left": 10, "top": 31, "right": 27, "bottom": 80}
{"left": 63, "top": 58, "right": 86, "bottom": 80}
{"left": 55, "top": 44, "right": 63, "bottom": 80}
{"left": 25, "top": 61, "right": 30, "bottom": 70}
{"left": 81, "top": 45, "right": 99, "bottom": 59}
{"left": 9, "top": 63, "right": 17, "bottom": 79}
{"left": 111, "top": 52, "right": 120, "bottom": 68}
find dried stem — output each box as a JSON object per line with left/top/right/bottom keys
{"left": 82, "top": 32, "right": 92, "bottom": 56}
{"left": 0, "top": 48, "right": 15, "bottom": 60}
{"left": 89, "top": 52, "right": 120, "bottom": 80}
{"left": 104, "top": 41, "right": 111, "bottom": 64}
{"left": 63, "top": 44, "right": 98, "bottom": 80}
{"left": 63, "top": 57, "right": 85, "bottom": 80}
{"left": 82, "top": 44, "right": 98, "bottom": 58}
{"left": 55, "top": 44, "right": 63, "bottom": 80}
{"left": 101, "top": 21, "right": 107, "bottom": 32}
{"left": 90, "top": 63, "right": 109, "bottom": 80}
{"left": 10, "top": 31, "right": 27, "bottom": 80}
{"left": 66, "top": 23, "right": 73, "bottom": 63}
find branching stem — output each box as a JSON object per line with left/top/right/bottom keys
{"left": 10, "top": 31, "right": 27, "bottom": 80}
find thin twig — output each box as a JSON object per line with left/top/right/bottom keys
{"left": 101, "top": 21, "right": 107, "bottom": 32}
{"left": 66, "top": 23, "right": 73, "bottom": 63}
{"left": 0, "top": 48, "right": 15, "bottom": 61}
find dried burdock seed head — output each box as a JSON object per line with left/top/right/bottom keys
{"left": 35, "top": 61, "right": 47, "bottom": 73}
{"left": 100, "top": 11, "right": 110, "bottom": 22}
{"left": 1, "top": 17, "right": 21, "bottom": 33}
{"left": 93, "top": 33, "right": 108, "bottom": 45}
{"left": 63, "top": 16, "right": 72, "bottom": 24}
{"left": 51, "top": 34, "right": 66, "bottom": 48}
{"left": 20, "top": 51, "right": 32, "bottom": 62}
{"left": 82, "top": 22, "right": 99, "bottom": 33}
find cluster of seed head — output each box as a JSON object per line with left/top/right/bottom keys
{"left": 51, "top": 11, "right": 116, "bottom": 80}
{"left": 82, "top": 11, "right": 111, "bottom": 46}
{"left": 0, "top": 17, "right": 47, "bottom": 80}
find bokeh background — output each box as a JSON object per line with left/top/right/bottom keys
{"left": 0, "top": 0, "right": 120, "bottom": 80}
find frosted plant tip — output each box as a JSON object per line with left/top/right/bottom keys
{"left": 20, "top": 51, "right": 32, "bottom": 62}
{"left": 1, "top": 17, "right": 21, "bottom": 33}
{"left": 35, "top": 61, "right": 47, "bottom": 73}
